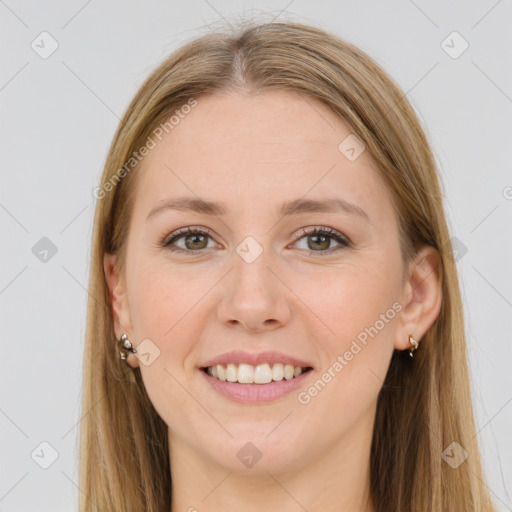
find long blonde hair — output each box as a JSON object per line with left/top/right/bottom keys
{"left": 80, "top": 20, "right": 496, "bottom": 511}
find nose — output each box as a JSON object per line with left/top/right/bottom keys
{"left": 216, "top": 246, "right": 292, "bottom": 333}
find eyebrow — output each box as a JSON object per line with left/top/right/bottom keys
{"left": 146, "top": 196, "right": 370, "bottom": 222}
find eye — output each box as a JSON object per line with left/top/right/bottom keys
{"left": 161, "top": 226, "right": 351, "bottom": 255}
{"left": 291, "top": 227, "right": 350, "bottom": 255}
{"left": 161, "top": 227, "right": 217, "bottom": 253}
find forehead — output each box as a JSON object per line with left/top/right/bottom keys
{"left": 132, "top": 90, "right": 393, "bottom": 224}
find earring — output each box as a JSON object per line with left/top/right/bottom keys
{"left": 119, "top": 333, "right": 137, "bottom": 361}
{"left": 408, "top": 334, "right": 419, "bottom": 358}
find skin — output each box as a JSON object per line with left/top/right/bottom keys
{"left": 104, "top": 89, "right": 442, "bottom": 512}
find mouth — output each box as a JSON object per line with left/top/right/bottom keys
{"left": 198, "top": 350, "right": 315, "bottom": 403}
{"left": 201, "top": 363, "right": 314, "bottom": 384}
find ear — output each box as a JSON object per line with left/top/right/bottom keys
{"left": 103, "top": 253, "right": 139, "bottom": 368}
{"left": 395, "top": 245, "right": 443, "bottom": 351}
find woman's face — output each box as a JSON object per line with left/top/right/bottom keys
{"left": 107, "top": 90, "right": 413, "bottom": 475}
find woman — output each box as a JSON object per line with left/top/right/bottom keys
{"left": 80, "top": 20, "right": 496, "bottom": 511}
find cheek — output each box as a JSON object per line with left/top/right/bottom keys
{"left": 298, "top": 256, "right": 400, "bottom": 341}
{"left": 291, "top": 266, "right": 399, "bottom": 443}
{"left": 126, "top": 259, "right": 212, "bottom": 377}
{"left": 296, "top": 257, "right": 401, "bottom": 392}
{"left": 128, "top": 258, "right": 196, "bottom": 338}
{"left": 126, "top": 262, "right": 206, "bottom": 420}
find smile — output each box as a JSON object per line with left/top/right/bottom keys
{"left": 202, "top": 363, "right": 313, "bottom": 384}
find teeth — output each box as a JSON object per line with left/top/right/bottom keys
{"left": 217, "top": 364, "right": 226, "bottom": 381}
{"left": 254, "top": 363, "right": 272, "bottom": 384}
{"left": 272, "top": 363, "right": 284, "bottom": 381}
{"left": 205, "top": 363, "right": 306, "bottom": 384}
{"left": 226, "top": 363, "right": 237, "bottom": 382}
{"left": 238, "top": 363, "right": 254, "bottom": 383}
{"left": 284, "top": 364, "right": 295, "bottom": 380}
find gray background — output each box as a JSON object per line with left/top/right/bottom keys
{"left": 1, "top": 1, "right": 511, "bottom": 510}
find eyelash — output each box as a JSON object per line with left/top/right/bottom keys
{"left": 161, "top": 226, "right": 351, "bottom": 256}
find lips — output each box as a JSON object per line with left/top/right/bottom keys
{"left": 199, "top": 350, "right": 314, "bottom": 370}
{"left": 198, "top": 350, "right": 314, "bottom": 402}
{"left": 200, "top": 363, "right": 314, "bottom": 403}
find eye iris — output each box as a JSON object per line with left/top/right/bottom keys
{"left": 309, "top": 233, "right": 330, "bottom": 251}
{"left": 185, "top": 233, "right": 208, "bottom": 250}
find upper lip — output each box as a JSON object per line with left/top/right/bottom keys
{"left": 200, "top": 350, "right": 314, "bottom": 369}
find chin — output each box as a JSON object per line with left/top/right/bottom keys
{"left": 203, "top": 429, "right": 310, "bottom": 475}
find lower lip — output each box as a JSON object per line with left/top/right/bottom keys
{"left": 199, "top": 369, "right": 313, "bottom": 404}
